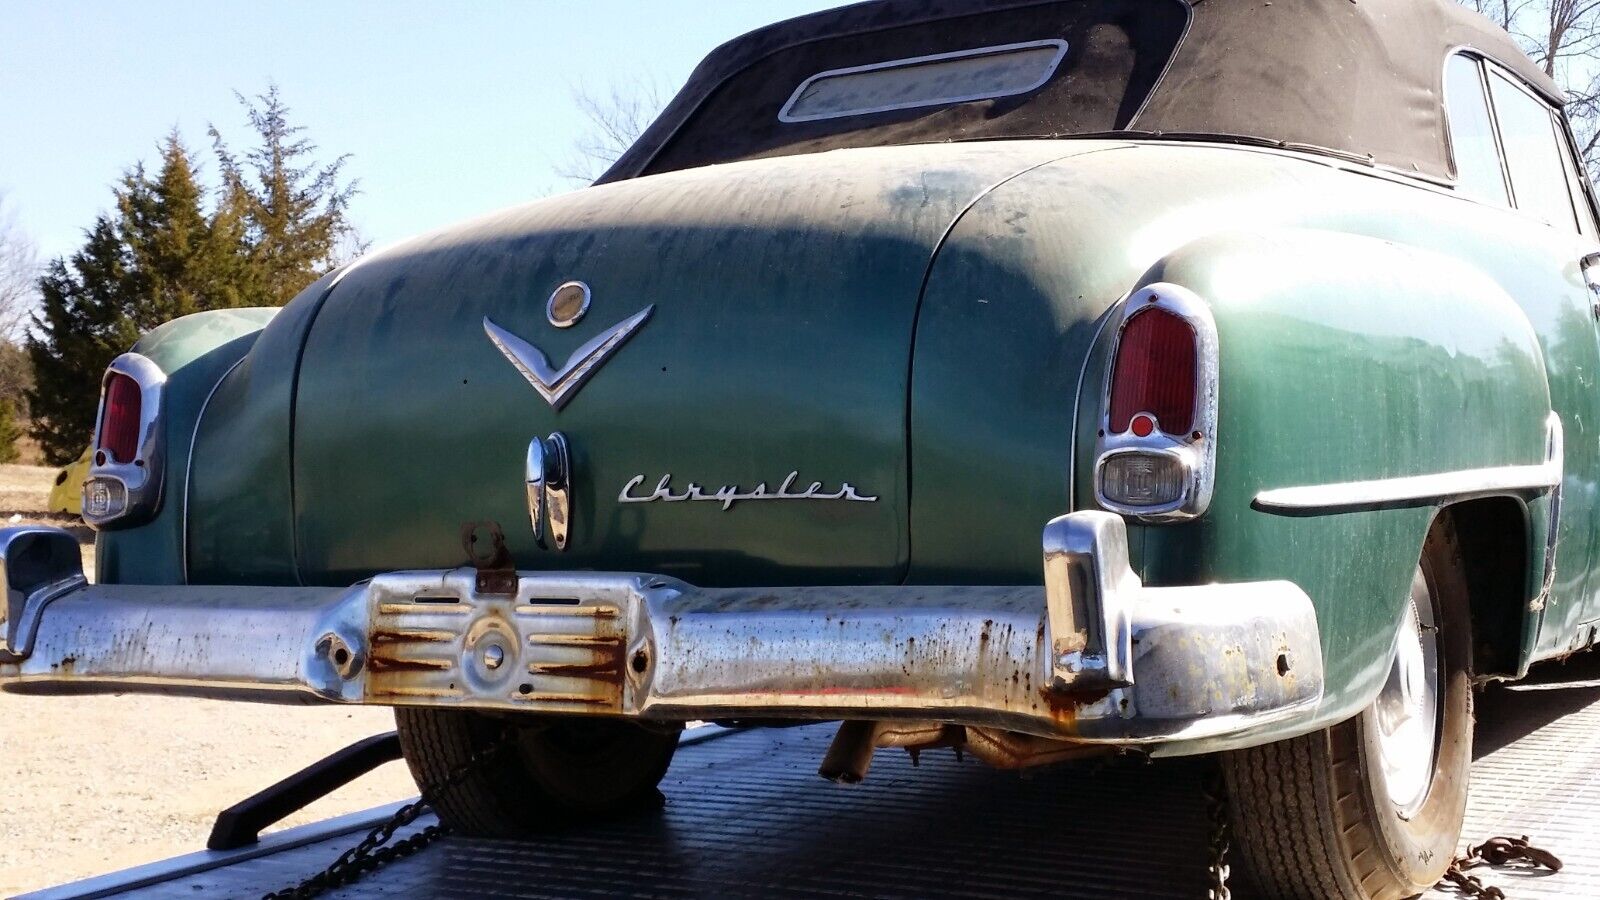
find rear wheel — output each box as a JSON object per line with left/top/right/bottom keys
{"left": 1221, "top": 521, "right": 1473, "bottom": 899}
{"left": 395, "top": 708, "right": 680, "bottom": 838}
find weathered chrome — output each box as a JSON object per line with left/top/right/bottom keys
{"left": 1375, "top": 567, "right": 1442, "bottom": 819}
{"left": 524, "top": 436, "right": 547, "bottom": 544}
{"left": 84, "top": 352, "right": 168, "bottom": 529}
{"left": 524, "top": 432, "right": 572, "bottom": 549}
{"left": 618, "top": 470, "right": 879, "bottom": 510}
{"left": 1536, "top": 412, "right": 1564, "bottom": 610}
{"left": 1253, "top": 412, "right": 1563, "bottom": 515}
{"left": 0, "top": 528, "right": 88, "bottom": 663}
{"left": 546, "top": 280, "right": 592, "bottom": 329}
{"left": 0, "top": 514, "right": 1323, "bottom": 750}
{"left": 1092, "top": 283, "right": 1220, "bottom": 523}
{"left": 483, "top": 306, "right": 653, "bottom": 411}
{"left": 1043, "top": 510, "right": 1138, "bottom": 689}
{"left": 544, "top": 431, "right": 572, "bottom": 551}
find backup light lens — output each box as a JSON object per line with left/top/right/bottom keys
{"left": 1100, "top": 452, "right": 1186, "bottom": 507}
{"left": 1108, "top": 308, "right": 1197, "bottom": 435}
{"left": 100, "top": 372, "right": 142, "bottom": 463}
{"left": 83, "top": 477, "right": 127, "bottom": 520}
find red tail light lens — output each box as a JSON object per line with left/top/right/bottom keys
{"left": 1108, "top": 308, "right": 1197, "bottom": 436}
{"left": 99, "top": 372, "right": 142, "bottom": 463}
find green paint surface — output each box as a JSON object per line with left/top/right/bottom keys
{"left": 106, "top": 140, "right": 1600, "bottom": 744}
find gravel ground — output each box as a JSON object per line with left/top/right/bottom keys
{"left": 0, "top": 465, "right": 418, "bottom": 897}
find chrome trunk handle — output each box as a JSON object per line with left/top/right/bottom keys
{"left": 524, "top": 432, "right": 572, "bottom": 551}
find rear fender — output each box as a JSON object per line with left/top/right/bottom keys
{"left": 1077, "top": 228, "right": 1553, "bottom": 737}
{"left": 94, "top": 307, "right": 282, "bottom": 585}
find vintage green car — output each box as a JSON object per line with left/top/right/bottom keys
{"left": 4, "top": 0, "right": 1597, "bottom": 895}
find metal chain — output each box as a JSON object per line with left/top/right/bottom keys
{"left": 262, "top": 727, "right": 516, "bottom": 900}
{"left": 1435, "top": 835, "right": 1563, "bottom": 900}
{"left": 1203, "top": 766, "right": 1233, "bottom": 900}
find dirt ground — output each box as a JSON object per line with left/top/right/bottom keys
{"left": 0, "top": 464, "right": 418, "bottom": 897}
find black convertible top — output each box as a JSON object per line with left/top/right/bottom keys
{"left": 599, "top": 0, "right": 1562, "bottom": 185}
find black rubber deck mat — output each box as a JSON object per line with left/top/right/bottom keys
{"left": 48, "top": 651, "right": 1600, "bottom": 899}
{"left": 125, "top": 725, "right": 1217, "bottom": 899}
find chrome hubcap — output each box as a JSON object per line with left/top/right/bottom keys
{"left": 1374, "top": 567, "right": 1442, "bottom": 819}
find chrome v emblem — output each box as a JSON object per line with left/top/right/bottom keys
{"left": 483, "top": 306, "right": 654, "bottom": 410}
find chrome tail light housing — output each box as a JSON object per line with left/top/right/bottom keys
{"left": 1093, "top": 283, "right": 1219, "bottom": 523}
{"left": 83, "top": 353, "right": 167, "bottom": 529}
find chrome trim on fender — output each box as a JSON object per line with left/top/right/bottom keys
{"left": 1092, "top": 283, "right": 1220, "bottom": 523}
{"left": 1, "top": 516, "right": 1323, "bottom": 748}
{"left": 84, "top": 353, "right": 168, "bottom": 529}
{"left": 1254, "top": 413, "right": 1563, "bottom": 516}
{"left": 1536, "top": 412, "right": 1564, "bottom": 610}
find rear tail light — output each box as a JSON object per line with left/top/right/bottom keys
{"left": 98, "top": 372, "right": 143, "bottom": 464}
{"left": 1108, "top": 308, "right": 1197, "bottom": 436}
{"left": 85, "top": 354, "right": 167, "bottom": 529}
{"left": 1093, "top": 284, "right": 1218, "bottom": 522}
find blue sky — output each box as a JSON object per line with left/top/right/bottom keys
{"left": 1, "top": 1, "right": 842, "bottom": 262}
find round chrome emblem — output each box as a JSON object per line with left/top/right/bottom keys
{"left": 547, "top": 281, "right": 592, "bottom": 329}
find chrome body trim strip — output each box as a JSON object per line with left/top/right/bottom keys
{"left": 1254, "top": 414, "right": 1563, "bottom": 516}
{"left": 83, "top": 353, "right": 168, "bottom": 529}
{"left": 1091, "top": 283, "right": 1220, "bottom": 522}
{"left": 1535, "top": 411, "right": 1564, "bottom": 611}
{"left": 0, "top": 515, "right": 1322, "bottom": 748}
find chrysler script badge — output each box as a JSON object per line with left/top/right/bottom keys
{"left": 483, "top": 302, "right": 654, "bottom": 410}
{"left": 619, "top": 472, "right": 880, "bottom": 510}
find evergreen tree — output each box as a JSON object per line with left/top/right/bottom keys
{"left": 118, "top": 135, "right": 262, "bottom": 326}
{"left": 27, "top": 90, "right": 358, "bottom": 464}
{"left": 27, "top": 216, "right": 142, "bottom": 464}
{"left": 0, "top": 399, "right": 22, "bottom": 464}
{"left": 212, "top": 85, "right": 359, "bottom": 305}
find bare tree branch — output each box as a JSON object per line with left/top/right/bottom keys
{"left": 0, "top": 193, "right": 39, "bottom": 342}
{"left": 555, "top": 76, "right": 671, "bottom": 185}
{"left": 1461, "top": 0, "right": 1600, "bottom": 179}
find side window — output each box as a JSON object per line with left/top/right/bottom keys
{"left": 1445, "top": 55, "right": 1510, "bottom": 206}
{"left": 1488, "top": 71, "right": 1579, "bottom": 231}
{"left": 1555, "top": 115, "right": 1600, "bottom": 238}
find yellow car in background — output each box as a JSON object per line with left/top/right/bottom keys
{"left": 47, "top": 447, "right": 91, "bottom": 515}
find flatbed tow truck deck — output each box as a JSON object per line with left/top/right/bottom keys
{"left": 19, "top": 653, "right": 1600, "bottom": 900}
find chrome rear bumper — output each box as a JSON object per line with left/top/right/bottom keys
{"left": 0, "top": 513, "right": 1323, "bottom": 747}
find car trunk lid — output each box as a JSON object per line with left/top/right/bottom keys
{"left": 290, "top": 144, "right": 1075, "bottom": 586}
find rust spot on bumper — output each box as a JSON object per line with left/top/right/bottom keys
{"left": 368, "top": 655, "right": 453, "bottom": 674}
